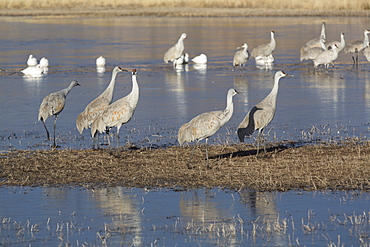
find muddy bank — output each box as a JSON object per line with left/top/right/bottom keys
{"left": 0, "top": 7, "right": 369, "bottom": 17}
{"left": 1, "top": 142, "right": 370, "bottom": 191}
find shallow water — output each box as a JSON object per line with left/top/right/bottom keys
{"left": 1, "top": 187, "right": 370, "bottom": 246}
{"left": 1, "top": 16, "right": 370, "bottom": 246}
{"left": 1, "top": 16, "right": 370, "bottom": 150}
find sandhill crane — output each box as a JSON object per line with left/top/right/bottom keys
{"left": 192, "top": 53, "right": 208, "bottom": 64}
{"left": 163, "top": 33, "right": 187, "bottom": 66}
{"left": 314, "top": 44, "right": 340, "bottom": 68}
{"left": 300, "top": 22, "right": 326, "bottom": 53}
{"left": 27, "top": 54, "right": 37, "bottom": 67}
{"left": 76, "top": 66, "right": 126, "bottom": 134}
{"left": 178, "top": 88, "right": 241, "bottom": 168}
{"left": 251, "top": 31, "right": 276, "bottom": 63}
{"left": 96, "top": 56, "right": 106, "bottom": 67}
{"left": 326, "top": 32, "right": 345, "bottom": 52}
{"left": 21, "top": 64, "right": 44, "bottom": 76}
{"left": 344, "top": 29, "right": 370, "bottom": 65}
{"left": 300, "top": 36, "right": 326, "bottom": 62}
{"left": 233, "top": 43, "right": 249, "bottom": 70}
{"left": 91, "top": 69, "right": 139, "bottom": 144}
{"left": 38, "top": 80, "right": 80, "bottom": 147}
{"left": 237, "top": 71, "right": 291, "bottom": 155}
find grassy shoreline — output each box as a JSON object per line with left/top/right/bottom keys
{"left": 1, "top": 142, "right": 370, "bottom": 191}
{"left": 0, "top": 7, "right": 369, "bottom": 17}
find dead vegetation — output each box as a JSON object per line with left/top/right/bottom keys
{"left": 1, "top": 142, "right": 370, "bottom": 191}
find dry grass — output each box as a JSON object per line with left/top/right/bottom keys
{"left": 0, "top": 0, "right": 370, "bottom": 17}
{"left": 1, "top": 142, "right": 370, "bottom": 191}
{"left": 1, "top": 0, "right": 369, "bottom": 10}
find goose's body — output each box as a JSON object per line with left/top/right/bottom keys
{"left": 21, "top": 64, "right": 44, "bottom": 76}
{"left": 27, "top": 54, "right": 38, "bottom": 67}
{"left": 40, "top": 57, "right": 49, "bottom": 67}
{"left": 175, "top": 53, "right": 189, "bottom": 65}
{"left": 192, "top": 53, "right": 208, "bottom": 64}
{"left": 96, "top": 56, "right": 106, "bottom": 67}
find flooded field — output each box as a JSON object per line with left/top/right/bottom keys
{"left": 1, "top": 16, "right": 370, "bottom": 246}
{"left": 1, "top": 187, "right": 370, "bottom": 246}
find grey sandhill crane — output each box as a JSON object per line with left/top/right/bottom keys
{"left": 300, "top": 22, "right": 326, "bottom": 53}
{"left": 38, "top": 80, "right": 80, "bottom": 147}
{"left": 233, "top": 43, "right": 249, "bottom": 71}
{"left": 237, "top": 71, "right": 291, "bottom": 155}
{"left": 91, "top": 69, "right": 139, "bottom": 146}
{"left": 300, "top": 36, "right": 326, "bottom": 62}
{"left": 326, "top": 32, "right": 346, "bottom": 52}
{"left": 76, "top": 66, "right": 127, "bottom": 134}
{"left": 344, "top": 29, "right": 370, "bottom": 65}
{"left": 163, "top": 33, "right": 187, "bottom": 66}
{"left": 314, "top": 44, "right": 340, "bottom": 68}
{"left": 178, "top": 88, "right": 241, "bottom": 168}
{"left": 251, "top": 31, "right": 276, "bottom": 61}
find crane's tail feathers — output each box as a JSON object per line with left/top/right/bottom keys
{"left": 237, "top": 127, "right": 254, "bottom": 142}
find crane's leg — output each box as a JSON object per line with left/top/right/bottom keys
{"left": 187, "top": 141, "right": 199, "bottom": 169}
{"left": 52, "top": 115, "right": 58, "bottom": 148}
{"left": 116, "top": 125, "right": 121, "bottom": 148}
{"left": 41, "top": 119, "right": 50, "bottom": 141}
{"left": 205, "top": 138, "right": 209, "bottom": 163}
{"left": 105, "top": 127, "right": 111, "bottom": 147}
{"left": 256, "top": 131, "right": 260, "bottom": 155}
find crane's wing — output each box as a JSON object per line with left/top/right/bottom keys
{"left": 237, "top": 106, "right": 259, "bottom": 142}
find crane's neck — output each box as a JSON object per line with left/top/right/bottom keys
{"left": 62, "top": 82, "right": 76, "bottom": 97}
{"left": 320, "top": 37, "right": 326, "bottom": 50}
{"left": 224, "top": 91, "right": 235, "bottom": 114}
{"left": 340, "top": 34, "right": 345, "bottom": 47}
{"left": 105, "top": 68, "right": 120, "bottom": 100}
{"left": 267, "top": 75, "right": 281, "bottom": 105}
{"left": 320, "top": 23, "right": 326, "bottom": 40}
{"left": 270, "top": 32, "right": 276, "bottom": 49}
{"left": 128, "top": 73, "right": 139, "bottom": 107}
{"left": 243, "top": 46, "right": 248, "bottom": 55}
{"left": 364, "top": 32, "right": 369, "bottom": 47}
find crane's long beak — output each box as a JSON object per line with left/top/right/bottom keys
{"left": 236, "top": 90, "right": 243, "bottom": 95}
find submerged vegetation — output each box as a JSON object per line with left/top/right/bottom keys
{"left": 1, "top": 141, "right": 370, "bottom": 191}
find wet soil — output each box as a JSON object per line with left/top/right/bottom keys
{"left": 1, "top": 142, "right": 370, "bottom": 191}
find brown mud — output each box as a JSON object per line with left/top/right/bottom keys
{"left": 1, "top": 142, "right": 370, "bottom": 191}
